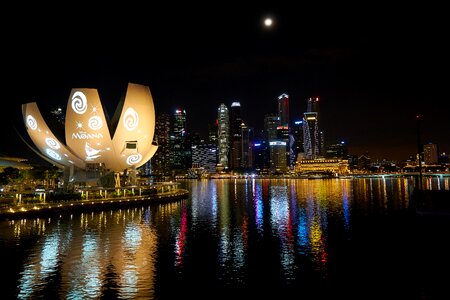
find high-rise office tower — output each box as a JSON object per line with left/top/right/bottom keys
{"left": 277, "top": 93, "right": 291, "bottom": 169}
{"left": 217, "top": 103, "right": 230, "bottom": 169}
{"left": 191, "top": 142, "right": 217, "bottom": 173}
{"left": 423, "top": 143, "right": 438, "bottom": 165}
{"left": 150, "top": 113, "right": 171, "bottom": 176}
{"left": 170, "top": 109, "right": 187, "bottom": 170}
{"left": 230, "top": 102, "right": 243, "bottom": 170}
{"left": 292, "top": 120, "right": 304, "bottom": 164}
{"left": 278, "top": 93, "right": 290, "bottom": 127}
{"left": 325, "top": 141, "right": 348, "bottom": 159}
{"left": 264, "top": 114, "right": 280, "bottom": 141}
{"left": 208, "top": 120, "right": 218, "bottom": 145}
{"left": 241, "top": 123, "right": 253, "bottom": 169}
{"left": 307, "top": 97, "right": 320, "bottom": 113}
{"left": 304, "top": 97, "right": 324, "bottom": 158}
{"left": 303, "top": 112, "right": 319, "bottom": 159}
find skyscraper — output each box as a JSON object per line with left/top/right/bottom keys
{"left": 292, "top": 120, "right": 304, "bottom": 164}
{"left": 264, "top": 114, "right": 279, "bottom": 141}
{"left": 150, "top": 113, "right": 171, "bottom": 176}
{"left": 217, "top": 103, "right": 230, "bottom": 170}
{"left": 277, "top": 93, "right": 289, "bottom": 127}
{"left": 423, "top": 143, "right": 438, "bottom": 165}
{"left": 307, "top": 97, "right": 320, "bottom": 114}
{"left": 304, "top": 97, "right": 324, "bottom": 158}
{"left": 303, "top": 112, "right": 319, "bottom": 159}
{"left": 230, "top": 102, "right": 243, "bottom": 170}
{"left": 241, "top": 123, "right": 253, "bottom": 169}
{"left": 170, "top": 109, "right": 187, "bottom": 170}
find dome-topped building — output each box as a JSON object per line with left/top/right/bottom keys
{"left": 22, "top": 83, "right": 158, "bottom": 187}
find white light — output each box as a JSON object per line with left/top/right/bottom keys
{"left": 45, "top": 137, "right": 61, "bottom": 150}
{"left": 126, "top": 153, "right": 142, "bottom": 165}
{"left": 71, "top": 91, "right": 87, "bottom": 114}
{"left": 264, "top": 18, "right": 273, "bottom": 27}
{"left": 46, "top": 148, "right": 61, "bottom": 161}
{"left": 123, "top": 107, "right": 139, "bottom": 131}
{"left": 88, "top": 116, "right": 103, "bottom": 130}
{"left": 26, "top": 115, "right": 38, "bottom": 130}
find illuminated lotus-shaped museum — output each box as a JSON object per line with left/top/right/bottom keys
{"left": 22, "top": 83, "right": 158, "bottom": 186}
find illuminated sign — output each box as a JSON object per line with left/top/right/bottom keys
{"left": 269, "top": 141, "right": 287, "bottom": 146}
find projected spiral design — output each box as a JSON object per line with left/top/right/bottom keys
{"left": 45, "top": 137, "right": 60, "bottom": 150}
{"left": 123, "top": 107, "right": 139, "bottom": 131}
{"left": 71, "top": 91, "right": 87, "bottom": 114}
{"left": 26, "top": 115, "right": 37, "bottom": 130}
{"left": 88, "top": 116, "right": 103, "bottom": 130}
{"left": 126, "top": 153, "right": 142, "bottom": 165}
{"left": 46, "top": 148, "right": 61, "bottom": 161}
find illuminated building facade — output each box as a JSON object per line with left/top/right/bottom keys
{"left": 264, "top": 114, "right": 279, "bottom": 141}
{"left": 423, "top": 143, "right": 438, "bottom": 165}
{"left": 303, "top": 112, "right": 319, "bottom": 159}
{"left": 151, "top": 113, "right": 171, "bottom": 176}
{"left": 294, "top": 159, "right": 349, "bottom": 175}
{"left": 230, "top": 102, "right": 242, "bottom": 170}
{"left": 277, "top": 93, "right": 289, "bottom": 127}
{"left": 170, "top": 109, "right": 188, "bottom": 170}
{"left": 292, "top": 120, "right": 304, "bottom": 164}
{"left": 325, "top": 142, "right": 348, "bottom": 159}
{"left": 191, "top": 143, "right": 217, "bottom": 173}
{"left": 22, "top": 83, "right": 158, "bottom": 186}
{"left": 241, "top": 123, "right": 253, "bottom": 169}
{"left": 269, "top": 141, "right": 288, "bottom": 172}
{"left": 217, "top": 103, "right": 230, "bottom": 169}
{"left": 305, "top": 97, "right": 325, "bottom": 157}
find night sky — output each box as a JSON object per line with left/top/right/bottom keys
{"left": 2, "top": 5, "right": 448, "bottom": 162}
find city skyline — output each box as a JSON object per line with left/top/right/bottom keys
{"left": 2, "top": 5, "right": 448, "bottom": 162}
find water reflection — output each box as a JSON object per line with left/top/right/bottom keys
{"left": 2, "top": 176, "right": 446, "bottom": 298}
{"left": 7, "top": 206, "right": 172, "bottom": 299}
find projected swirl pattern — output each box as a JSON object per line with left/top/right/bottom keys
{"left": 27, "top": 115, "right": 38, "bottom": 130}
{"left": 123, "top": 107, "right": 139, "bottom": 131}
{"left": 46, "top": 149, "right": 61, "bottom": 161}
{"left": 71, "top": 91, "right": 87, "bottom": 114}
{"left": 126, "top": 153, "right": 142, "bottom": 165}
{"left": 88, "top": 116, "right": 103, "bottom": 130}
{"left": 45, "top": 137, "right": 60, "bottom": 150}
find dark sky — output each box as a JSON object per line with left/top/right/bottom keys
{"left": 2, "top": 5, "right": 449, "bottom": 162}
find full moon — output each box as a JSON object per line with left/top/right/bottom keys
{"left": 264, "top": 18, "right": 273, "bottom": 27}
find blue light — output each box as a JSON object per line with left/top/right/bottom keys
{"left": 341, "top": 141, "right": 345, "bottom": 144}
{"left": 254, "top": 143, "right": 261, "bottom": 147}
{"left": 294, "top": 121, "right": 303, "bottom": 125}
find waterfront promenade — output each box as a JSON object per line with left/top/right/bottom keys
{"left": 0, "top": 185, "right": 189, "bottom": 220}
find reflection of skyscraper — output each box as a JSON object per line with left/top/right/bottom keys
{"left": 217, "top": 104, "right": 230, "bottom": 169}
{"left": 303, "top": 112, "right": 319, "bottom": 159}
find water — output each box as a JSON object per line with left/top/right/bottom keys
{"left": 1, "top": 177, "right": 449, "bottom": 299}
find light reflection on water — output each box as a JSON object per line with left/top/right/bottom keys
{"left": 2, "top": 177, "right": 448, "bottom": 298}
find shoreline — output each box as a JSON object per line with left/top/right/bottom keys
{"left": 0, "top": 189, "right": 189, "bottom": 220}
